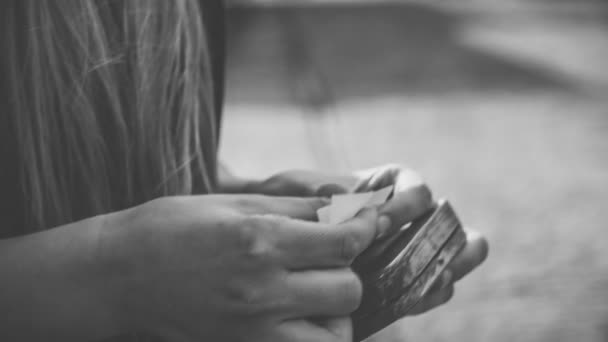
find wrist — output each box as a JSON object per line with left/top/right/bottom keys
{"left": 0, "top": 211, "right": 140, "bottom": 340}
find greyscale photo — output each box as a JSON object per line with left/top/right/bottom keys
{"left": 0, "top": 1, "right": 605, "bottom": 341}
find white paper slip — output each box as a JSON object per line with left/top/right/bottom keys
{"left": 366, "top": 185, "right": 394, "bottom": 207}
{"left": 317, "top": 185, "right": 394, "bottom": 224}
{"left": 329, "top": 192, "right": 376, "bottom": 224}
{"left": 317, "top": 205, "right": 332, "bottom": 224}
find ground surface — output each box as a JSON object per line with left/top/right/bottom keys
{"left": 220, "top": 1, "right": 608, "bottom": 341}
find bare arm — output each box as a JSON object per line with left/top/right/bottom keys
{"left": 0, "top": 193, "right": 375, "bottom": 342}
{"left": 0, "top": 215, "right": 126, "bottom": 341}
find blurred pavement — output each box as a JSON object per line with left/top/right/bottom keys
{"left": 219, "top": 1, "right": 608, "bottom": 342}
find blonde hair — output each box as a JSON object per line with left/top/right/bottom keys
{"left": 5, "top": 0, "right": 218, "bottom": 231}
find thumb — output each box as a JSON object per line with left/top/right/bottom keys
{"left": 316, "top": 183, "right": 350, "bottom": 197}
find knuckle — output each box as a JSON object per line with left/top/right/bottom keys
{"left": 233, "top": 216, "right": 258, "bottom": 246}
{"left": 235, "top": 215, "right": 277, "bottom": 263}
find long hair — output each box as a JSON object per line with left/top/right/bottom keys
{"left": 3, "top": 0, "right": 218, "bottom": 231}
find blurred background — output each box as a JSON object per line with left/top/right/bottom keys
{"left": 219, "top": 1, "right": 608, "bottom": 341}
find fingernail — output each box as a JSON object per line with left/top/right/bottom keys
{"left": 376, "top": 215, "right": 392, "bottom": 239}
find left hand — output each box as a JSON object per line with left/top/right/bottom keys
{"left": 250, "top": 165, "right": 489, "bottom": 316}
{"left": 247, "top": 170, "right": 358, "bottom": 198}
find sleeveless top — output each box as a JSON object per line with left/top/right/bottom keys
{"left": 0, "top": 0, "right": 226, "bottom": 238}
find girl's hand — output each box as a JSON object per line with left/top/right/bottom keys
{"left": 105, "top": 194, "right": 381, "bottom": 342}
{"left": 247, "top": 165, "right": 489, "bottom": 316}
{"left": 350, "top": 165, "right": 488, "bottom": 316}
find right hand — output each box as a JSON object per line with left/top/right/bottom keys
{"left": 104, "top": 194, "right": 381, "bottom": 342}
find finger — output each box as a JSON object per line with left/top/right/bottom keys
{"left": 353, "top": 167, "right": 434, "bottom": 239}
{"left": 316, "top": 183, "right": 349, "bottom": 197}
{"left": 354, "top": 165, "right": 422, "bottom": 192}
{"left": 408, "top": 284, "right": 455, "bottom": 316}
{"left": 234, "top": 195, "right": 330, "bottom": 221}
{"left": 284, "top": 268, "right": 362, "bottom": 318}
{"left": 392, "top": 168, "right": 426, "bottom": 192}
{"left": 376, "top": 182, "right": 434, "bottom": 239}
{"left": 353, "top": 224, "right": 404, "bottom": 269}
{"left": 275, "top": 208, "right": 379, "bottom": 269}
{"left": 278, "top": 319, "right": 350, "bottom": 342}
{"left": 353, "top": 165, "right": 399, "bottom": 192}
{"left": 448, "top": 229, "right": 489, "bottom": 281}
